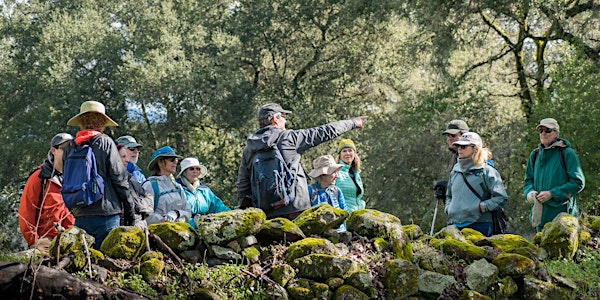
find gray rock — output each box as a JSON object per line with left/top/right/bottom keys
{"left": 417, "top": 270, "right": 456, "bottom": 295}
{"left": 465, "top": 259, "right": 498, "bottom": 292}
{"left": 210, "top": 245, "right": 242, "bottom": 261}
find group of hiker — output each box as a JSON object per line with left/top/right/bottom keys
{"left": 18, "top": 100, "right": 585, "bottom": 255}
{"left": 18, "top": 101, "right": 366, "bottom": 254}
{"left": 440, "top": 118, "right": 585, "bottom": 236}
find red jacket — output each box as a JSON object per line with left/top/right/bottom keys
{"left": 18, "top": 163, "right": 75, "bottom": 246}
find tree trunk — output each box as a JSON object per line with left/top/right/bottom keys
{"left": 0, "top": 261, "right": 149, "bottom": 299}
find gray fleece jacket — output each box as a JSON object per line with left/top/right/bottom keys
{"left": 236, "top": 120, "right": 357, "bottom": 218}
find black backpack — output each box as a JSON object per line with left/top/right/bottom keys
{"left": 250, "top": 144, "right": 297, "bottom": 211}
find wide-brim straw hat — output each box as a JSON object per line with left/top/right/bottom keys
{"left": 67, "top": 101, "right": 118, "bottom": 127}
{"left": 308, "top": 155, "right": 343, "bottom": 178}
{"left": 147, "top": 146, "right": 183, "bottom": 171}
{"left": 178, "top": 157, "right": 208, "bottom": 179}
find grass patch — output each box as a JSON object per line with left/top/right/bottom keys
{"left": 545, "top": 251, "right": 600, "bottom": 300}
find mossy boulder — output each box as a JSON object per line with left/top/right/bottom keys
{"left": 333, "top": 285, "right": 369, "bottom": 300}
{"left": 346, "top": 209, "right": 401, "bottom": 239}
{"left": 67, "top": 248, "right": 104, "bottom": 272}
{"left": 286, "top": 237, "right": 337, "bottom": 262}
{"left": 327, "top": 277, "right": 345, "bottom": 290}
{"left": 293, "top": 204, "right": 348, "bottom": 235}
{"left": 294, "top": 253, "right": 365, "bottom": 280}
{"left": 135, "top": 251, "right": 165, "bottom": 282}
{"left": 286, "top": 278, "right": 312, "bottom": 299}
{"left": 402, "top": 224, "right": 423, "bottom": 240}
{"left": 346, "top": 209, "right": 411, "bottom": 260}
{"left": 270, "top": 263, "right": 296, "bottom": 287}
{"left": 495, "top": 276, "right": 519, "bottom": 299}
{"left": 476, "top": 234, "right": 538, "bottom": 261}
{"left": 100, "top": 226, "right": 145, "bottom": 260}
{"left": 412, "top": 240, "right": 450, "bottom": 275}
{"left": 539, "top": 213, "right": 580, "bottom": 260}
{"left": 430, "top": 238, "right": 486, "bottom": 262}
{"left": 437, "top": 225, "right": 469, "bottom": 243}
{"left": 148, "top": 221, "right": 197, "bottom": 251}
{"left": 461, "top": 228, "right": 487, "bottom": 244}
{"left": 49, "top": 226, "right": 95, "bottom": 257}
{"left": 255, "top": 217, "right": 305, "bottom": 245}
{"left": 196, "top": 208, "right": 265, "bottom": 245}
{"left": 417, "top": 270, "right": 456, "bottom": 295}
{"left": 382, "top": 259, "right": 418, "bottom": 299}
{"left": 465, "top": 259, "right": 498, "bottom": 292}
{"left": 492, "top": 253, "right": 535, "bottom": 277}
{"left": 345, "top": 272, "right": 376, "bottom": 298}
{"left": 521, "top": 275, "right": 576, "bottom": 300}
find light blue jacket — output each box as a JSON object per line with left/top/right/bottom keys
{"left": 176, "top": 178, "right": 230, "bottom": 228}
{"left": 445, "top": 162, "right": 508, "bottom": 225}
{"left": 335, "top": 162, "right": 364, "bottom": 212}
{"left": 127, "top": 162, "right": 147, "bottom": 184}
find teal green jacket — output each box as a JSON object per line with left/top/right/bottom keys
{"left": 335, "top": 162, "right": 364, "bottom": 212}
{"left": 523, "top": 138, "right": 585, "bottom": 227}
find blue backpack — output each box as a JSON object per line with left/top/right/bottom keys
{"left": 250, "top": 144, "right": 297, "bottom": 211}
{"left": 61, "top": 139, "right": 105, "bottom": 208}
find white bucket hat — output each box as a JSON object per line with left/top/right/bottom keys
{"left": 308, "top": 155, "right": 343, "bottom": 178}
{"left": 67, "top": 101, "right": 118, "bottom": 127}
{"left": 178, "top": 157, "right": 208, "bottom": 178}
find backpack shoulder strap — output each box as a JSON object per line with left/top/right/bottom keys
{"left": 532, "top": 148, "right": 539, "bottom": 171}
{"left": 558, "top": 147, "right": 567, "bottom": 172}
{"left": 149, "top": 177, "right": 160, "bottom": 209}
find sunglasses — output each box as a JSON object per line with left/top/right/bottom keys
{"left": 163, "top": 157, "right": 178, "bottom": 162}
{"left": 538, "top": 128, "right": 554, "bottom": 134}
{"left": 446, "top": 133, "right": 458, "bottom": 138}
{"left": 457, "top": 144, "right": 473, "bottom": 149}
{"left": 127, "top": 147, "right": 140, "bottom": 152}
{"left": 187, "top": 167, "right": 203, "bottom": 171}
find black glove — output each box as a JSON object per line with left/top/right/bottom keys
{"left": 434, "top": 180, "right": 448, "bottom": 201}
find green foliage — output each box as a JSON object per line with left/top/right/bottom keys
{"left": 0, "top": 185, "right": 27, "bottom": 252}
{"left": 545, "top": 251, "right": 600, "bottom": 300}
{"left": 109, "top": 272, "right": 158, "bottom": 298}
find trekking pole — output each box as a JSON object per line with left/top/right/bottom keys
{"left": 430, "top": 199, "right": 438, "bottom": 236}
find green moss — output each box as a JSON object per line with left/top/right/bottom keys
{"left": 383, "top": 259, "right": 419, "bottom": 299}
{"left": 430, "top": 238, "right": 486, "bottom": 262}
{"left": 492, "top": 253, "right": 535, "bottom": 277}
{"left": 462, "top": 228, "right": 486, "bottom": 244}
{"left": 286, "top": 278, "right": 313, "bottom": 299}
{"left": 241, "top": 245, "right": 260, "bottom": 263}
{"left": 236, "top": 208, "right": 267, "bottom": 236}
{"left": 326, "top": 277, "right": 344, "bottom": 290}
{"left": 138, "top": 258, "right": 165, "bottom": 282}
{"left": 286, "top": 237, "right": 337, "bottom": 262}
{"left": 293, "top": 204, "right": 348, "bottom": 235}
{"left": 372, "top": 237, "right": 389, "bottom": 252}
{"left": 141, "top": 250, "right": 164, "bottom": 262}
{"left": 294, "top": 253, "right": 365, "bottom": 279}
{"left": 334, "top": 285, "right": 369, "bottom": 300}
{"left": 402, "top": 224, "right": 423, "bottom": 240}
{"left": 100, "top": 226, "right": 145, "bottom": 260}
{"left": 148, "top": 221, "right": 197, "bottom": 251}
{"left": 270, "top": 264, "right": 296, "bottom": 287}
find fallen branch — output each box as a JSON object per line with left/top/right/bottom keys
{"left": 0, "top": 261, "right": 148, "bottom": 299}
{"left": 241, "top": 268, "right": 288, "bottom": 299}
